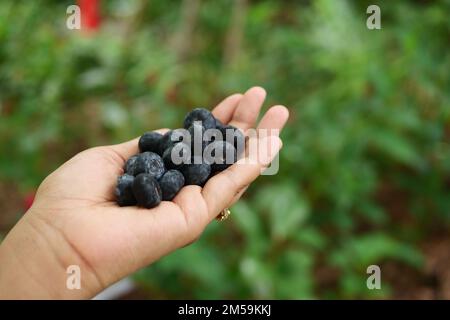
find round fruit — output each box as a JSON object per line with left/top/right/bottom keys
{"left": 205, "top": 140, "right": 237, "bottom": 172}
{"left": 183, "top": 108, "right": 216, "bottom": 130}
{"left": 159, "top": 170, "right": 185, "bottom": 201}
{"left": 132, "top": 173, "right": 162, "bottom": 208}
{"left": 139, "top": 131, "right": 163, "bottom": 154}
{"left": 159, "top": 129, "right": 188, "bottom": 155}
{"left": 124, "top": 155, "right": 139, "bottom": 176}
{"left": 220, "top": 125, "right": 245, "bottom": 158}
{"left": 181, "top": 163, "right": 211, "bottom": 186}
{"left": 115, "top": 174, "right": 137, "bottom": 206}
{"left": 163, "top": 143, "right": 191, "bottom": 169}
{"left": 134, "top": 151, "right": 166, "bottom": 179}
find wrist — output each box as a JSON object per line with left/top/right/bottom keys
{"left": 0, "top": 209, "right": 102, "bottom": 299}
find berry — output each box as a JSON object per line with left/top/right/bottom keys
{"left": 205, "top": 140, "right": 237, "bottom": 172}
{"left": 139, "top": 131, "right": 163, "bottom": 154}
{"left": 134, "top": 151, "right": 166, "bottom": 179}
{"left": 203, "top": 126, "right": 224, "bottom": 145}
{"left": 116, "top": 106, "right": 249, "bottom": 208}
{"left": 159, "top": 170, "right": 185, "bottom": 201}
{"left": 220, "top": 125, "right": 245, "bottom": 158}
{"left": 124, "top": 155, "right": 139, "bottom": 176}
{"left": 163, "top": 143, "right": 191, "bottom": 169}
{"left": 132, "top": 174, "right": 162, "bottom": 208}
{"left": 188, "top": 122, "right": 208, "bottom": 158}
{"left": 181, "top": 163, "right": 211, "bottom": 186}
{"left": 115, "top": 174, "right": 136, "bottom": 206}
{"left": 159, "top": 129, "right": 187, "bottom": 155}
{"left": 183, "top": 108, "right": 216, "bottom": 130}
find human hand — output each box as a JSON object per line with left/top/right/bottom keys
{"left": 0, "top": 87, "right": 289, "bottom": 299}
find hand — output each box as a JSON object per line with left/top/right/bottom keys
{"left": 0, "top": 87, "right": 289, "bottom": 299}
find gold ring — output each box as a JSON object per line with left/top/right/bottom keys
{"left": 216, "top": 208, "right": 231, "bottom": 221}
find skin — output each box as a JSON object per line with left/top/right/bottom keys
{"left": 0, "top": 87, "right": 289, "bottom": 299}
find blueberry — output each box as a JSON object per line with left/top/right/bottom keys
{"left": 159, "top": 170, "right": 185, "bottom": 201}
{"left": 188, "top": 122, "right": 208, "bottom": 158}
{"left": 162, "top": 143, "right": 191, "bottom": 169}
{"left": 159, "top": 129, "right": 188, "bottom": 155}
{"left": 134, "top": 151, "right": 166, "bottom": 179}
{"left": 124, "top": 155, "right": 139, "bottom": 176}
{"left": 220, "top": 125, "right": 245, "bottom": 158}
{"left": 132, "top": 173, "right": 162, "bottom": 208}
{"left": 183, "top": 108, "right": 216, "bottom": 130}
{"left": 205, "top": 140, "right": 237, "bottom": 172}
{"left": 139, "top": 131, "right": 163, "bottom": 154}
{"left": 117, "top": 107, "right": 246, "bottom": 206}
{"left": 204, "top": 127, "right": 223, "bottom": 144}
{"left": 181, "top": 163, "right": 211, "bottom": 186}
{"left": 159, "top": 130, "right": 174, "bottom": 155}
{"left": 115, "top": 174, "right": 137, "bottom": 206}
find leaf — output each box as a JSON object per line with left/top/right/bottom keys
{"left": 255, "top": 183, "right": 310, "bottom": 240}
{"left": 370, "top": 130, "right": 420, "bottom": 166}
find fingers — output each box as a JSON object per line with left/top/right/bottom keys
{"left": 229, "top": 186, "right": 248, "bottom": 206}
{"left": 257, "top": 105, "right": 290, "bottom": 133}
{"left": 212, "top": 93, "right": 243, "bottom": 124}
{"left": 229, "top": 87, "right": 266, "bottom": 131}
{"left": 225, "top": 106, "right": 289, "bottom": 205}
{"left": 201, "top": 135, "right": 283, "bottom": 219}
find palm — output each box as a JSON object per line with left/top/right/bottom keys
{"left": 30, "top": 87, "right": 289, "bottom": 291}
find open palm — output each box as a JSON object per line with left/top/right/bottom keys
{"left": 25, "top": 87, "right": 288, "bottom": 297}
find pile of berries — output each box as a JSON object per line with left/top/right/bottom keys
{"left": 115, "top": 108, "right": 245, "bottom": 208}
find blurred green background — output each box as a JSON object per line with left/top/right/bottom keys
{"left": 1, "top": 0, "right": 450, "bottom": 299}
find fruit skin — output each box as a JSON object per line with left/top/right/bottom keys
{"left": 159, "top": 170, "right": 185, "bottom": 201}
{"left": 132, "top": 173, "right": 162, "bottom": 208}
{"left": 220, "top": 125, "right": 245, "bottom": 158}
{"left": 163, "top": 143, "right": 191, "bottom": 169}
{"left": 181, "top": 163, "right": 211, "bottom": 186}
{"left": 159, "top": 129, "right": 187, "bottom": 155}
{"left": 139, "top": 131, "right": 163, "bottom": 154}
{"left": 206, "top": 140, "right": 237, "bottom": 172}
{"left": 134, "top": 151, "right": 166, "bottom": 179}
{"left": 115, "top": 174, "right": 137, "bottom": 206}
{"left": 188, "top": 122, "right": 208, "bottom": 158}
{"left": 124, "top": 155, "right": 139, "bottom": 176}
{"left": 183, "top": 108, "right": 216, "bottom": 130}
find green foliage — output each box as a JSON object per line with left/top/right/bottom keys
{"left": 1, "top": 0, "right": 450, "bottom": 298}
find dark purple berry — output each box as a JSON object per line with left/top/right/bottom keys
{"left": 115, "top": 174, "right": 137, "bottom": 206}
{"left": 159, "top": 170, "right": 185, "bottom": 201}
{"left": 124, "top": 155, "right": 139, "bottom": 176}
{"left": 139, "top": 131, "right": 163, "bottom": 154}
{"left": 163, "top": 143, "right": 191, "bottom": 169}
{"left": 188, "top": 122, "right": 208, "bottom": 158}
{"left": 183, "top": 108, "right": 216, "bottom": 130}
{"left": 220, "top": 125, "right": 245, "bottom": 158}
{"left": 205, "top": 140, "right": 237, "bottom": 172}
{"left": 204, "top": 127, "right": 223, "bottom": 144}
{"left": 132, "top": 173, "right": 162, "bottom": 208}
{"left": 134, "top": 151, "right": 166, "bottom": 179}
{"left": 159, "top": 129, "right": 188, "bottom": 155}
{"left": 181, "top": 163, "right": 211, "bottom": 186}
